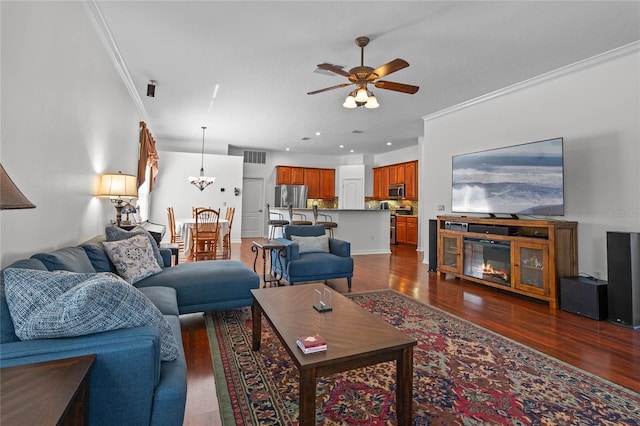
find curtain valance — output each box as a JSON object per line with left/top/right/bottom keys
{"left": 138, "top": 121, "right": 159, "bottom": 192}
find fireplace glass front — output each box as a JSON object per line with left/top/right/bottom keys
{"left": 463, "top": 237, "right": 511, "bottom": 286}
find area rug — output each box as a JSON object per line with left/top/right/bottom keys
{"left": 205, "top": 289, "right": 640, "bottom": 425}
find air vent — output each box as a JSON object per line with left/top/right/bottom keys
{"left": 243, "top": 150, "right": 266, "bottom": 164}
{"left": 301, "top": 137, "right": 311, "bottom": 141}
{"left": 352, "top": 130, "right": 364, "bottom": 134}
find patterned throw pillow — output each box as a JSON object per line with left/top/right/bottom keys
{"left": 103, "top": 234, "right": 162, "bottom": 284}
{"left": 291, "top": 235, "right": 330, "bottom": 254}
{"left": 105, "top": 225, "right": 164, "bottom": 267}
{"left": 2, "top": 268, "right": 179, "bottom": 361}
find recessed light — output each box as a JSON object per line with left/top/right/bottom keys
{"left": 350, "top": 149, "right": 355, "bottom": 153}
{"left": 315, "top": 131, "right": 321, "bottom": 136}
{"left": 285, "top": 147, "right": 290, "bottom": 151}
{"left": 339, "top": 145, "right": 344, "bottom": 149}
{"left": 386, "top": 141, "right": 392, "bottom": 146}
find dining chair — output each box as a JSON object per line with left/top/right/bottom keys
{"left": 192, "top": 206, "right": 212, "bottom": 218}
{"left": 288, "top": 204, "right": 312, "bottom": 225}
{"left": 267, "top": 203, "right": 289, "bottom": 239}
{"left": 192, "top": 208, "right": 220, "bottom": 261}
{"left": 312, "top": 204, "right": 338, "bottom": 237}
{"left": 166, "top": 207, "right": 185, "bottom": 250}
{"left": 221, "top": 207, "right": 235, "bottom": 259}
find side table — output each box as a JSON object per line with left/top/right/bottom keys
{"left": 1, "top": 354, "right": 96, "bottom": 425}
{"left": 251, "top": 239, "right": 287, "bottom": 287}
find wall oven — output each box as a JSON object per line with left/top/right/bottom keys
{"left": 388, "top": 184, "right": 405, "bottom": 200}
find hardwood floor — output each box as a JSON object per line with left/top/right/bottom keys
{"left": 180, "top": 240, "right": 640, "bottom": 425}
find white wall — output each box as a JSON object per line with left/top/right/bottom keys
{"left": 421, "top": 46, "right": 640, "bottom": 279}
{"left": 1, "top": 2, "right": 141, "bottom": 267}
{"left": 150, "top": 151, "right": 244, "bottom": 242}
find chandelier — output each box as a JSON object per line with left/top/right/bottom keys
{"left": 188, "top": 126, "right": 215, "bottom": 191}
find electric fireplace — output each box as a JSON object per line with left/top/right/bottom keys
{"left": 463, "top": 237, "right": 511, "bottom": 286}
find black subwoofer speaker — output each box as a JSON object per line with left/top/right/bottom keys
{"left": 560, "top": 276, "right": 608, "bottom": 320}
{"left": 606, "top": 231, "right": 640, "bottom": 328}
{"left": 428, "top": 219, "right": 437, "bottom": 272}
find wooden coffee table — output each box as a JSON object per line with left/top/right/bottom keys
{"left": 251, "top": 284, "right": 417, "bottom": 425}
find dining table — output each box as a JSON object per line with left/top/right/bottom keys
{"left": 175, "top": 218, "right": 229, "bottom": 258}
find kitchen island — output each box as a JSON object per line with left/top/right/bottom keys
{"left": 270, "top": 208, "right": 390, "bottom": 255}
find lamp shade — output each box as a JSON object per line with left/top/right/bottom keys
{"left": 97, "top": 172, "right": 138, "bottom": 199}
{"left": 0, "top": 164, "right": 36, "bottom": 209}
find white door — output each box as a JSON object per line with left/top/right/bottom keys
{"left": 241, "top": 178, "right": 264, "bottom": 238}
{"left": 340, "top": 178, "right": 364, "bottom": 209}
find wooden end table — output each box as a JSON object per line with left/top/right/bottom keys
{"left": 1, "top": 354, "right": 96, "bottom": 425}
{"left": 251, "top": 239, "right": 287, "bottom": 287}
{"left": 251, "top": 284, "right": 417, "bottom": 425}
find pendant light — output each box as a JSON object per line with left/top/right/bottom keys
{"left": 188, "top": 126, "right": 215, "bottom": 191}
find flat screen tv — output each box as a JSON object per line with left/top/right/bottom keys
{"left": 451, "top": 137, "right": 564, "bottom": 216}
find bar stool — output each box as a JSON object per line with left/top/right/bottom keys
{"left": 312, "top": 204, "right": 338, "bottom": 237}
{"left": 288, "top": 204, "right": 312, "bottom": 225}
{"left": 267, "top": 203, "right": 289, "bottom": 239}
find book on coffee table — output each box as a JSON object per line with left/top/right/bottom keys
{"left": 296, "top": 334, "right": 327, "bottom": 354}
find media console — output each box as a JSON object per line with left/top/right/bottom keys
{"left": 436, "top": 215, "right": 578, "bottom": 308}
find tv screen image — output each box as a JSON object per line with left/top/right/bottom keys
{"left": 452, "top": 138, "right": 564, "bottom": 216}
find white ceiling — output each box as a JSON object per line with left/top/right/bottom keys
{"left": 95, "top": 1, "right": 640, "bottom": 156}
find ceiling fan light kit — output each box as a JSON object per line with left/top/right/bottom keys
{"left": 308, "top": 36, "right": 419, "bottom": 109}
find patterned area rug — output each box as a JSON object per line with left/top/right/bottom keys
{"left": 205, "top": 289, "right": 640, "bottom": 425}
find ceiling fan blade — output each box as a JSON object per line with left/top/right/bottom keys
{"left": 374, "top": 80, "right": 420, "bottom": 94}
{"left": 307, "top": 83, "right": 353, "bottom": 95}
{"left": 316, "top": 63, "right": 351, "bottom": 78}
{"left": 371, "top": 58, "right": 409, "bottom": 79}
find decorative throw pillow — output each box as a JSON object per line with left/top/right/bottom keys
{"left": 105, "top": 225, "right": 164, "bottom": 267}
{"left": 103, "top": 235, "right": 162, "bottom": 284}
{"left": 2, "top": 268, "right": 179, "bottom": 361}
{"left": 291, "top": 235, "right": 330, "bottom": 254}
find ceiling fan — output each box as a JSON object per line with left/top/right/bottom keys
{"left": 308, "top": 36, "right": 419, "bottom": 109}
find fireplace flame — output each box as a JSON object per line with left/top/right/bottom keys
{"left": 482, "top": 262, "right": 509, "bottom": 282}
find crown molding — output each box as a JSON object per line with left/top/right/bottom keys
{"left": 423, "top": 41, "right": 640, "bottom": 122}
{"left": 84, "top": 0, "right": 148, "bottom": 122}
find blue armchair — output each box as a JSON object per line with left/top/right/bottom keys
{"left": 273, "top": 225, "right": 354, "bottom": 289}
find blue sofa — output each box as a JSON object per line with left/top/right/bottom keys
{"left": 0, "top": 234, "right": 260, "bottom": 426}
{"left": 273, "top": 224, "right": 354, "bottom": 289}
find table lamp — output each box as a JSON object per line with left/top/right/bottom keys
{"left": 0, "top": 164, "right": 36, "bottom": 210}
{"left": 97, "top": 172, "right": 138, "bottom": 226}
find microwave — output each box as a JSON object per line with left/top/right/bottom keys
{"left": 388, "top": 184, "right": 405, "bottom": 200}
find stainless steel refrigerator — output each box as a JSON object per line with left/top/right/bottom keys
{"left": 275, "top": 185, "right": 308, "bottom": 208}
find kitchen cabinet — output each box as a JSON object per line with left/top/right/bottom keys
{"left": 320, "top": 169, "right": 335, "bottom": 199}
{"left": 373, "top": 161, "right": 418, "bottom": 200}
{"left": 396, "top": 216, "right": 417, "bottom": 246}
{"left": 396, "top": 216, "right": 407, "bottom": 243}
{"left": 404, "top": 161, "right": 418, "bottom": 200}
{"left": 276, "top": 166, "right": 292, "bottom": 184}
{"left": 373, "top": 168, "right": 383, "bottom": 199}
{"left": 407, "top": 217, "right": 418, "bottom": 245}
{"left": 276, "top": 166, "right": 335, "bottom": 199}
{"left": 291, "top": 167, "right": 305, "bottom": 184}
{"left": 304, "top": 168, "right": 320, "bottom": 198}
{"left": 380, "top": 167, "right": 389, "bottom": 200}
{"left": 389, "top": 164, "right": 404, "bottom": 185}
